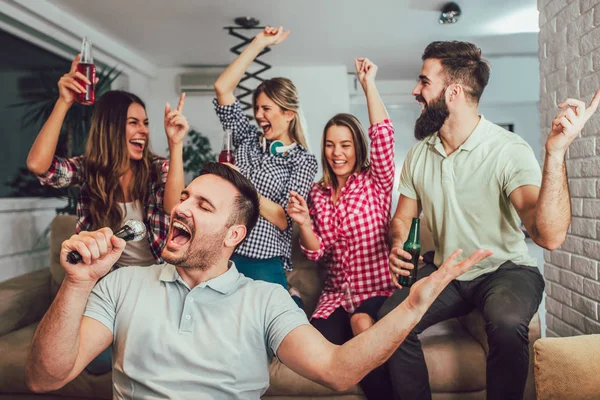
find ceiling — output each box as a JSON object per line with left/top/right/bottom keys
{"left": 47, "top": 0, "right": 539, "bottom": 79}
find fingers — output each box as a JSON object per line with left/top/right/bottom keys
{"left": 110, "top": 235, "right": 127, "bottom": 251}
{"left": 565, "top": 108, "right": 576, "bottom": 124}
{"left": 389, "top": 269, "right": 402, "bottom": 289}
{"left": 585, "top": 88, "right": 600, "bottom": 119}
{"left": 164, "top": 102, "right": 171, "bottom": 117}
{"left": 278, "top": 29, "right": 291, "bottom": 43}
{"left": 61, "top": 236, "right": 92, "bottom": 265}
{"left": 558, "top": 98, "right": 585, "bottom": 116}
{"left": 73, "top": 71, "right": 92, "bottom": 85}
{"left": 459, "top": 249, "right": 493, "bottom": 268}
{"left": 69, "top": 54, "right": 81, "bottom": 73}
{"left": 440, "top": 249, "right": 463, "bottom": 268}
{"left": 354, "top": 58, "right": 361, "bottom": 74}
{"left": 176, "top": 93, "right": 186, "bottom": 113}
{"left": 59, "top": 75, "right": 85, "bottom": 94}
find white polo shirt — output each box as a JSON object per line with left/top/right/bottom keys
{"left": 398, "top": 116, "right": 542, "bottom": 280}
{"left": 84, "top": 262, "right": 309, "bottom": 399}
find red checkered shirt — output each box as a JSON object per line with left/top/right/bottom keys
{"left": 36, "top": 155, "right": 170, "bottom": 262}
{"left": 302, "top": 120, "right": 396, "bottom": 319}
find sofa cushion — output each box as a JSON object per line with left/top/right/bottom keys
{"left": 0, "top": 323, "right": 111, "bottom": 399}
{"left": 49, "top": 215, "right": 78, "bottom": 299}
{"left": 0, "top": 269, "right": 51, "bottom": 337}
{"left": 534, "top": 334, "right": 600, "bottom": 400}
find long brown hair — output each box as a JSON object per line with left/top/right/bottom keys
{"left": 319, "top": 113, "right": 369, "bottom": 190}
{"left": 252, "top": 77, "right": 309, "bottom": 149}
{"left": 83, "top": 90, "right": 156, "bottom": 231}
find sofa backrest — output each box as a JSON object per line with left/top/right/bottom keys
{"left": 49, "top": 215, "right": 77, "bottom": 299}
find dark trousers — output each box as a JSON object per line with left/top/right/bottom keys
{"left": 312, "top": 305, "right": 394, "bottom": 400}
{"left": 377, "top": 261, "right": 545, "bottom": 400}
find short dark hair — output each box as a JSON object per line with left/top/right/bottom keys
{"left": 422, "top": 41, "right": 491, "bottom": 103}
{"left": 198, "top": 162, "right": 259, "bottom": 235}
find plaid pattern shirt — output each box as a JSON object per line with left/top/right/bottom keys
{"left": 302, "top": 120, "right": 396, "bottom": 319}
{"left": 36, "top": 155, "right": 170, "bottom": 262}
{"left": 214, "top": 99, "right": 318, "bottom": 270}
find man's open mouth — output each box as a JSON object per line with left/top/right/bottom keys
{"left": 169, "top": 220, "right": 192, "bottom": 247}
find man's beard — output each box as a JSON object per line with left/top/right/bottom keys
{"left": 414, "top": 91, "right": 450, "bottom": 140}
{"left": 162, "top": 226, "right": 229, "bottom": 271}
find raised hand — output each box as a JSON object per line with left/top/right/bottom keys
{"left": 164, "top": 93, "right": 190, "bottom": 146}
{"left": 547, "top": 89, "right": 600, "bottom": 157}
{"left": 60, "top": 228, "right": 126, "bottom": 286}
{"left": 254, "top": 25, "right": 290, "bottom": 48}
{"left": 355, "top": 58, "right": 378, "bottom": 92}
{"left": 287, "top": 191, "right": 311, "bottom": 227}
{"left": 405, "top": 249, "right": 493, "bottom": 314}
{"left": 57, "top": 54, "right": 93, "bottom": 106}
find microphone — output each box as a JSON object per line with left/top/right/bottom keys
{"left": 66, "top": 220, "right": 147, "bottom": 264}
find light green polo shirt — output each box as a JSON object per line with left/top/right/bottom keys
{"left": 84, "top": 262, "right": 309, "bottom": 399}
{"left": 398, "top": 116, "right": 542, "bottom": 281}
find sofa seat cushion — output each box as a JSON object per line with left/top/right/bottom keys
{"left": 534, "top": 334, "right": 600, "bottom": 400}
{"left": 419, "top": 318, "right": 486, "bottom": 393}
{"left": 0, "top": 323, "right": 111, "bottom": 399}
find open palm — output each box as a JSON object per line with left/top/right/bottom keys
{"left": 406, "top": 249, "right": 493, "bottom": 314}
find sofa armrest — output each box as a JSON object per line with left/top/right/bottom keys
{"left": 534, "top": 334, "right": 600, "bottom": 400}
{"left": 0, "top": 268, "right": 51, "bottom": 336}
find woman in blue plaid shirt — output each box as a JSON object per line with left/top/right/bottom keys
{"left": 213, "top": 26, "right": 318, "bottom": 290}
{"left": 27, "top": 54, "right": 190, "bottom": 269}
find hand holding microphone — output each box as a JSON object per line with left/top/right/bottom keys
{"left": 60, "top": 221, "right": 146, "bottom": 285}
{"left": 66, "top": 220, "right": 146, "bottom": 264}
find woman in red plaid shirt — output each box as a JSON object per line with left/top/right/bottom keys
{"left": 27, "top": 54, "right": 189, "bottom": 269}
{"left": 287, "top": 58, "right": 396, "bottom": 399}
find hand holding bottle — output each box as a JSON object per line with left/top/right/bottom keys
{"left": 57, "top": 54, "right": 93, "bottom": 107}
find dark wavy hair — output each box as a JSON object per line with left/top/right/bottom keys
{"left": 82, "top": 90, "right": 158, "bottom": 231}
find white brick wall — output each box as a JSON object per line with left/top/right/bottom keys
{"left": 539, "top": 0, "right": 600, "bottom": 336}
{"left": 0, "top": 198, "right": 66, "bottom": 282}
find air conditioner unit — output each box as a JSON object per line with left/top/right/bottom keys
{"left": 177, "top": 68, "right": 223, "bottom": 95}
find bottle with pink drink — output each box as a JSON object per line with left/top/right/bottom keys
{"left": 218, "top": 129, "right": 235, "bottom": 164}
{"left": 76, "top": 36, "right": 96, "bottom": 105}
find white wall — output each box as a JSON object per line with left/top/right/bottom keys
{"left": 144, "top": 65, "right": 350, "bottom": 180}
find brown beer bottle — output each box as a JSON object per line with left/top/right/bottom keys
{"left": 398, "top": 218, "right": 421, "bottom": 287}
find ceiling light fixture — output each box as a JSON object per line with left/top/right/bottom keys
{"left": 439, "top": 2, "right": 461, "bottom": 24}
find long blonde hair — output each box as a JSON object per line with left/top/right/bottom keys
{"left": 83, "top": 90, "right": 158, "bottom": 231}
{"left": 252, "top": 77, "right": 309, "bottom": 149}
{"left": 319, "top": 113, "right": 369, "bottom": 190}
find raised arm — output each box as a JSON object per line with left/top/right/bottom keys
{"left": 355, "top": 58, "right": 389, "bottom": 125}
{"left": 163, "top": 93, "right": 189, "bottom": 213}
{"left": 27, "top": 54, "right": 91, "bottom": 175}
{"left": 355, "top": 58, "right": 394, "bottom": 191}
{"left": 214, "top": 26, "right": 290, "bottom": 106}
{"left": 277, "top": 248, "right": 492, "bottom": 391}
{"left": 511, "top": 89, "right": 600, "bottom": 250}
{"left": 26, "top": 229, "right": 125, "bottom": 392}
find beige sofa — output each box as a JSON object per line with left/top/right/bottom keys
{"left": 533, "top": 334, "right": 600, "bottom": 400}
{"left": 0, "top": 215, "right": 540, "bottom": 399}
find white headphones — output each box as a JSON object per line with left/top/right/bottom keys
{"left": 269, "top": 140, "right": 297, "bottom": 156}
